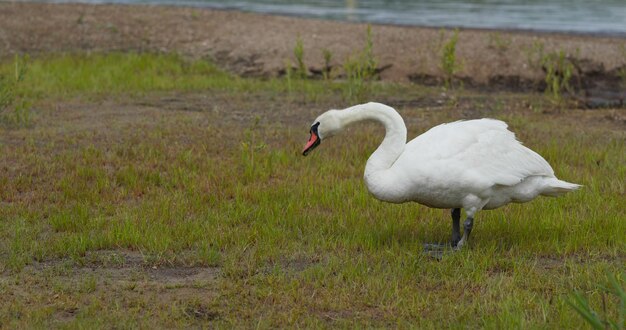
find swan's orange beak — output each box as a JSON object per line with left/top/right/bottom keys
{"left": 302, "top": 122, "right": 321, "bottom": 156}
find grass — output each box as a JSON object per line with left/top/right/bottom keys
{"left": 0, "top": 55, "right": 32, "bottom": 126}
{"left": 567, "top": 272, "right": 626, "bottom": 329}
{"left": 0, "top": 52, "right": 625, "bottom": 328}
{"left": 5, "top": 52, "right": 246, "bottom": 98}
{"left": 0, "top": 52, "right": 402, "bottom": 106}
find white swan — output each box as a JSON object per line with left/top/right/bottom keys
{"left": 302, "top": 102, "right": 580, "bottom": 250}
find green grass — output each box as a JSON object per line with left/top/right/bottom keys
{"left": 567, "top": 272, "right": 626, "bottom": 329}
{"left": 0, "top": 52, "right": 410, "bottom": 107}
{"left": 0, "top": 52, "right": 353, "bottom": 102}
{"left": 0, "top": 52, "right": 624, "bottom": 328}
{"left": 0, "top": 55, "right": 32, "bottom": 126}
{"left": 3, "top": 53, "right": 233, "bottom": 97}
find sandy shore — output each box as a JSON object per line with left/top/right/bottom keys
{"left": 1, "top": 2, "right": 625, "bottom": 90}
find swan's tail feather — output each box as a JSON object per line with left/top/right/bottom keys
{"left": 541, "top": 178, "right": 582, "bottom": 197}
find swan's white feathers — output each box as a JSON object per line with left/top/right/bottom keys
{"left": 400, "top": 118, "right": 554, "bottom": 190}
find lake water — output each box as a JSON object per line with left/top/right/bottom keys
{"left": 34, "top": 0, "right": 626, "bottom": 36}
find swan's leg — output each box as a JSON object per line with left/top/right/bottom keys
{"left": 455, "top": 216, "right": 474, "bottom": 249}
{"left": 453, "top": 200, "right": 485, "bottom": 250}
{"left": 451, "top": 208, "right": 461, "bottom": 247}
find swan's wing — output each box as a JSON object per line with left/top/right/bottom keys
{"left": 405, "top": 119, "right": 506, "bottom": 158}
{"left": 404, "top": 119, "right": 554, "bottom": 188}
{"left": 459, "top": 126, "right": 555, "bottom": 188}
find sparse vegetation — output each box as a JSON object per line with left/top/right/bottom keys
{"left": 525, "top": 42, "right": 577, "bottom": 105}
{"left": 0, "top": 55, "right": 32, "bottom": 126}
{"left": 488, "top": 32, "right": 512, "bottom": 54}
{"left": 0, "top": 52, "right": 624, "bottom": 328}
{"left": 293, "top": 36, "right": 307, "bottom": 79}
{"left": 322, "top": 48, "right": 333, "bottom": 80}
{"left": 567, "top": 272, "right": 626, "bottom": 330}
{"left": 343, "top": 24, "right": 379, "bottom": 102}
{"left": 240, "top": 116, "right": 269, "bottom": 184}
{"left": 439, "top": 29, "right": 463, "bottom": 89}
{"left": 525, "top": 39, "right": 546, "bottom": 73}
{"left": 541, "top": 50, "right": 575, "bottom": 104}
{"left": 284, "top": 27, "right": 380, "bottom": 102}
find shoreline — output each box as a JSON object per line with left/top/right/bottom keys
{"left": 1, "top": 2, "right": 625, "bottom": 96}
{"left": 205, "top": 8, "right": 626, "bottom": 39}
{"left": 25, "top": 1, "right": 626, "bottom": 38}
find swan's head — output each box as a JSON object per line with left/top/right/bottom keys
{"left": 302, "top": 110, "right": 342, "bottom": 156}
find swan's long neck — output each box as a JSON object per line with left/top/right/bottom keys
{"left": 337, "top": 103, "right": 407, "bottom": 198}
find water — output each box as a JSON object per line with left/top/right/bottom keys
{"left": 33, "top": 0, "right": 626, "bottom": 36}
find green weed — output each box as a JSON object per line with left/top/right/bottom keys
{"left": 439, "top": 29, "right": 463, "bottom": 89}
{"left": 567, "top": 272, "right": 626, "bottom": 330}
{"left": 541, "top": 50, "right": 575, "bottom": 104}
{"left": 343, "top": 25, "right": 378, "bottom": 102}
{"left": 293, "top": 37, "right": 307, "bottom": 79}
{"left": 525, "top": 42, "right": 576, "bottom": 105}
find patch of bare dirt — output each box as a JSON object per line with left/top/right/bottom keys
{"left": 1, "top": 253, "right": 223, "bottom": 325}
{"left": 148, "top": 266, "right": 220, "bottom": 285}
{"left": 26, "top": 250, "right": 221, "bottom": 283}
{"left": 183, "top": 302, "right": 220, "bottom": 321}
